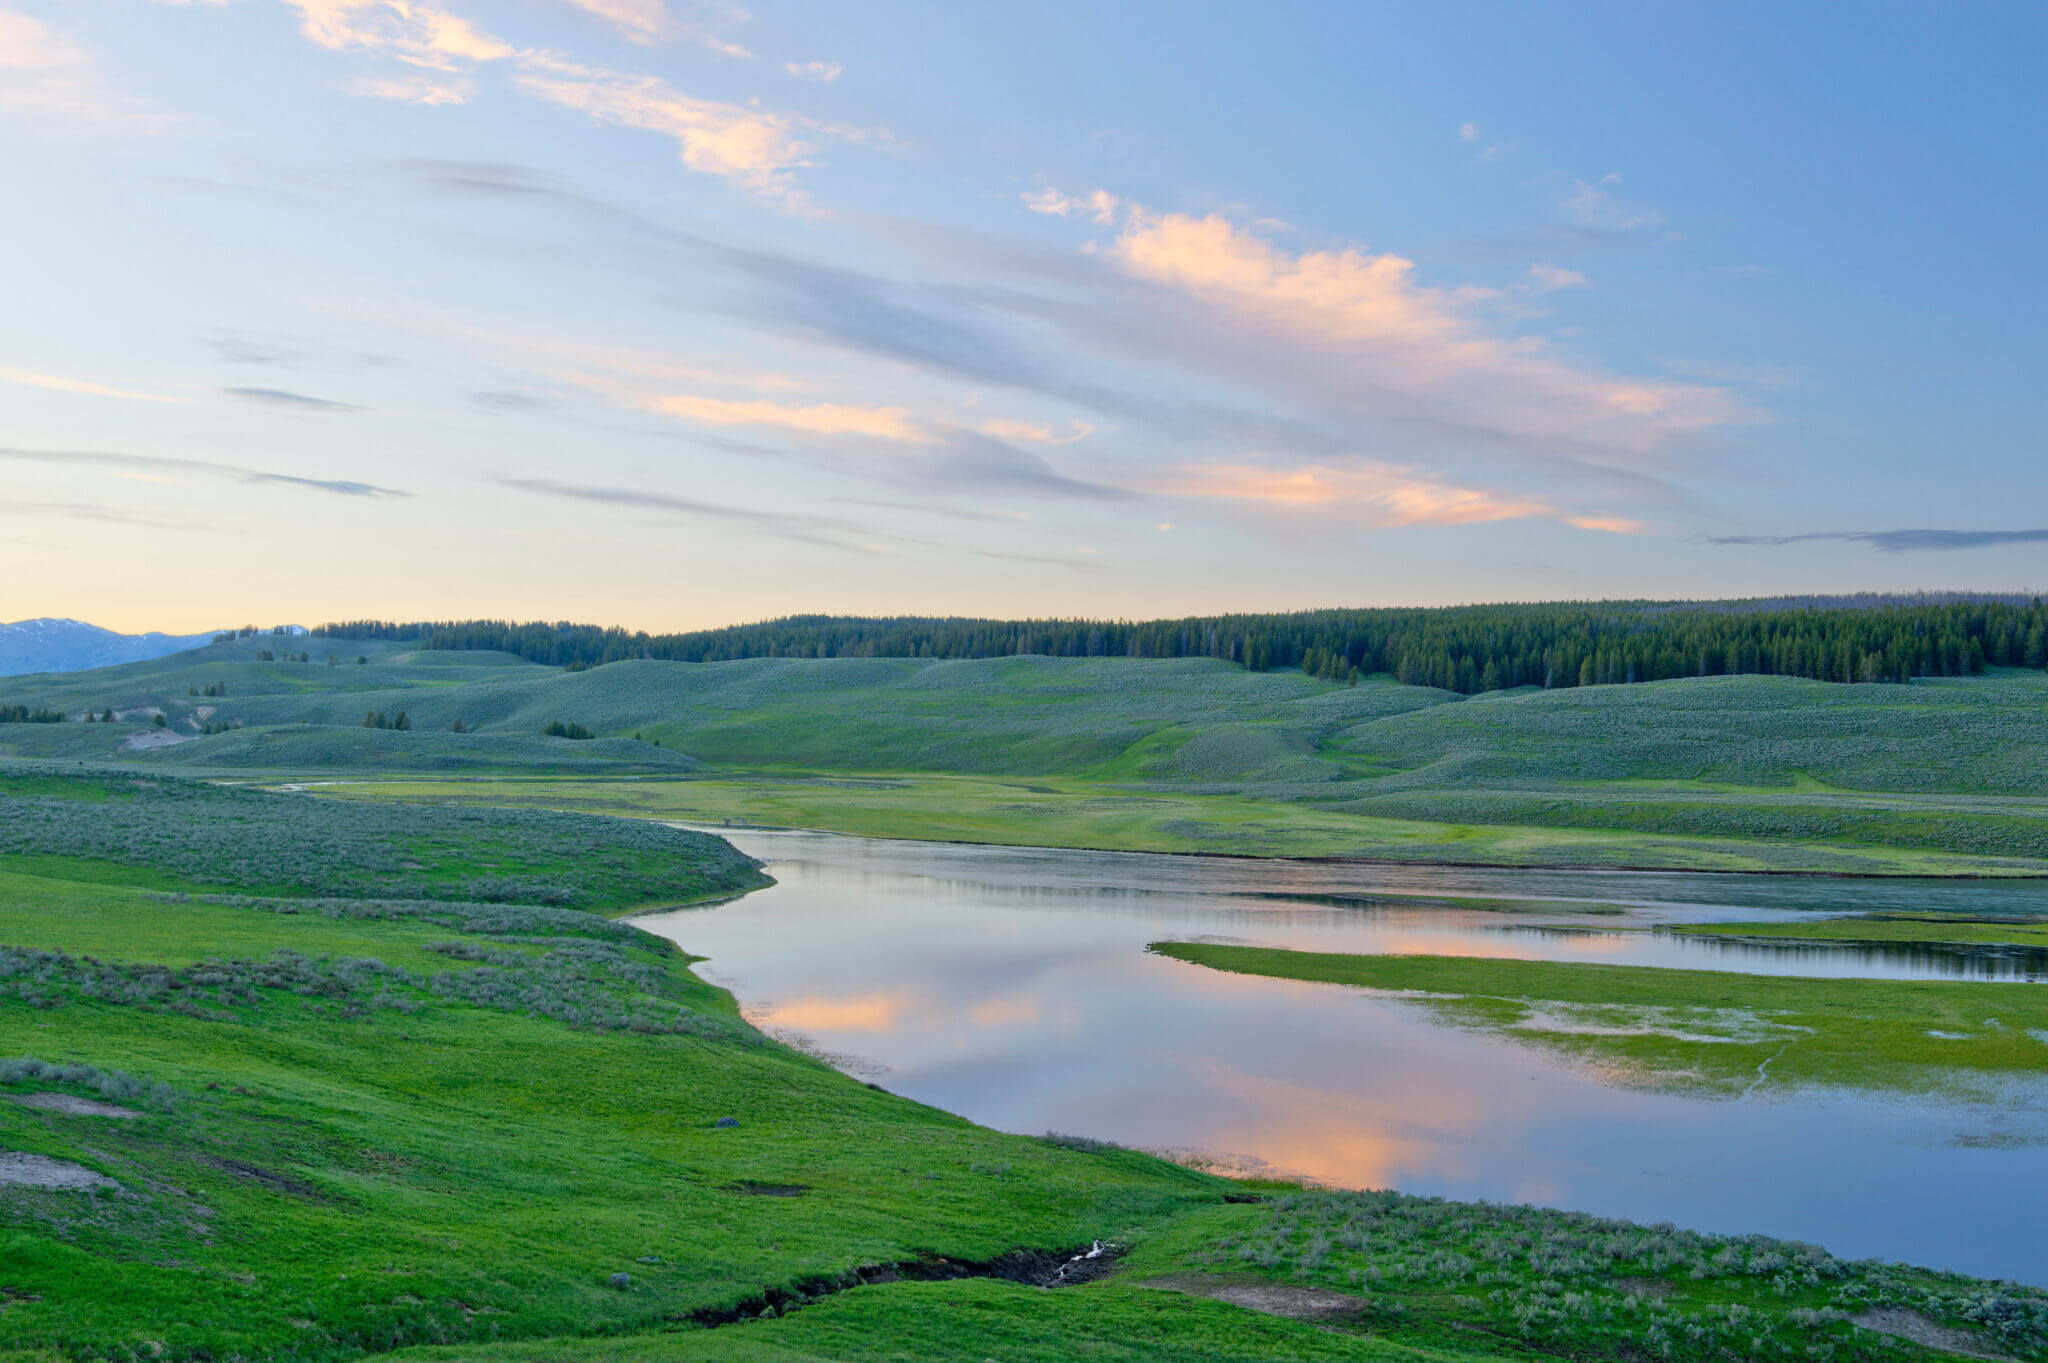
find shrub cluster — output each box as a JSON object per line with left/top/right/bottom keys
{"left": 1207, "top": 1190, "right": 2048, "bottom": 1359}
{"left": 0, "top": 765, "right": 764, "bottom": 907}
{"left": 0, "top": 940, "right": 744, "bottom": 1042}
{"left": 0, "top": 1055, "right": 181, "bottom": 1108}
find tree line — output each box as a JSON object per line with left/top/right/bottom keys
{"left": 317, "top": 596, "right": 2048, "bottom": 696}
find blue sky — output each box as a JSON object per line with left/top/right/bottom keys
{"left": 2, "top": 0, "right": 2042, "bottom": 633}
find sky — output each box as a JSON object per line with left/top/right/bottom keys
{"left": 2, "top": 0, "right": 2044, "bottom": 634}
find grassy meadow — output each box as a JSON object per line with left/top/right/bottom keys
{"left": 7, "top": 636, "right": 2048, "bottom": 874}
{"left": 1152, "top": 941, "right": 2048, "bottom": 1099}
{"left": 7, "top": 767, "right": 2048, "bottom": 1362}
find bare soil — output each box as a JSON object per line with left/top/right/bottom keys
{"left": 1133, "top": 1272, "right": 1367, "bottom": 1321}
{"left": 1855, "top": 1307, "right": 2018, "bottom": 1361}
{"left": 10, "top": 1092, "right": 143, "bottom": 1119}
{"left": 0, "top": 1152, "right": 119, "bottom": 1191}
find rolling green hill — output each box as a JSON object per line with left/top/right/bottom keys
{"left": 8, "top": 765, "right": 2044, "bottom": 1362}
{"left": 6, "top": 641, "right": 2048, "bottom": 873}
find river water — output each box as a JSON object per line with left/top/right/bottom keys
{"left": 636, "top": 830, "right": 2048, "bottom": 1284}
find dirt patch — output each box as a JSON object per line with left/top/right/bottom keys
{"left": 201, "top": 1155, "right": 326, "bottom": 1199}
{"left": 0, "top": 1151, "right": 119, "bottom": 1192}
{"left": 1133, "top": 1272, "right": 1367, "bottom": 1321}
{"left": 1616, "top": 1276, "right": 1674, "bottom": 1300}
{"left": 725, "top": 1181, "right": 810, "bottom": 1197}
{"left": 11, "top": 1092, "right": 143, "bottom": 1119}
{"left": 1854, "top": 1307, "right": 2017, "bottom": 1361}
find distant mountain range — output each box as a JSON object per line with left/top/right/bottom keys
{"left": 0, "top": 619, "right": 219, "bottom": 678}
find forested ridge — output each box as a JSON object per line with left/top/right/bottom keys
{"left": 316, "top": 596, "right": 2048, "bottom": 696}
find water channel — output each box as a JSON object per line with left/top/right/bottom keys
{"left": 638, "top": 829, "right": 2048, "bottom": 1283}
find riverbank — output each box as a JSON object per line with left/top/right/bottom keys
{"left": 1151, "top": 940, "right": 2048, "bottom": 1098}
{"left": 282, "top": 771, "right": 2048, "bottom": 878}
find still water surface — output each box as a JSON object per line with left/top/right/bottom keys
{"left": 637, "top": 830, "right": 2048, "bottom": 1283}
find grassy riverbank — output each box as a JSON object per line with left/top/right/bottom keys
{"left": 282, "top": 771, "right": 2048, "bottom": 876}
{"left": 1151, "top": 942, "right": 2048, "bottom": 1098}
{"left": 1677, "top": 914, "right": 2048, "bottom": 948}
{"left": 9, "top": 767, "right": 2048, "bottom": 1360}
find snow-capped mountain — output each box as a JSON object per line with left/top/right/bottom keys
{"left": 0, "top": 619, "right": 220, "bottom": 677}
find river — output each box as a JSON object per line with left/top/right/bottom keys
{"left": 636, "top": 829, "right": 2048, "bottom": 1284}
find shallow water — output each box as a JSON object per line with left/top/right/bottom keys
{"left": 637, "top": 831, "right": 2048, "bottom": 1284}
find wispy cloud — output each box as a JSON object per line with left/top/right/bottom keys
{"left": 471, "top": 389, "right": 551, "bottom": 410}
{"left": 322, "top": 287, "right": 810, "bottom": 404}
{"left": 269, "top": 4, "right": 853, "bottom": 199}
{"left": 514, "top": 55, "right": 853, "bottom": 201}
{"left": 783, "top": 59, "right": 840, "bottom": 82}
{"left": 0, "top": 6, "right": 177, "bottom": 132}
{"left": 1526, "top": 262, "right": 1588, "bottom": 293}
{"left": 642, "top": 392, "right": 930, "bottom": 441}
{"left": 343, "top": 71, "right": 474, "bottom": 104}
{"left": 558, "top": 0, "right": 753, "bottom": 54}
{"left": 561, "top": 0, "right": 671, "bottom": 45}
{"left": 1562, "top": 514, "right": 1647, "bottom": 534}
{"left": 0, "top": 363, "right": 187, "bottom": 404}
{"left": 496, "top": 475, "right": 870, "bottom": 549}
{"left": 1709, "top": 528, "right": 2048, "bottom": 553}
{"left": 280, "top": 0, "right": 512, "bottom": 69}
{"left": 0, "top": 446, "right": 409, "bottom": 497}
{"left": 1022, "top": 185, "right": 1121, "bottom": 224}
{"left": 977, "top": 417, "right": 1093, "bottom": 445}
{"left": 923, "top": 431, "right": 1130, "bottom": 500}
{"left": 1563, "top": 173, "right": 1663, "bottom": 231}
{"left": 0, "top": 498, "right": 203, "bottom": 531}
{"left": 1096, "top": 204, "right": 1746, "bottom": 460}
{"left": 223, "top": 386, "right": 366, "bottom": 412}
{"left": 1153, "top": 459, "right": 1555, "bottom": 529}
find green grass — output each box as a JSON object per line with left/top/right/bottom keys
{"left": 0, "top": 775, "right": 1224, "bottom": 1359}
{"left": 1677, "top": 914, "right": 2048, "bottom": 948}
{"left": 11, "top": 645, "right": 2048, "bottom": 875}
{"left": 305, "top": 772, "right": 2048, "bottom": 876}
{"left": 8, "top": 766, "right": 2048, "bottom": 1362}
{"left": 379, "top": 1278, "right": 1500, "bottom": 1362}
{"left": 1150, "top": 942, "right": 2048, "bottom": 1097}
{"left": 0, "top": 765, "right": 767, "bottom": 909}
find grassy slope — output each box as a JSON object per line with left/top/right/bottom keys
{"left": 7, "top": 770, "right": 2046, "bottom": 1362}
{"left": 0, "top": 766, "right": 767, "bottom": 910}
{"left": 1151, "top": 942, "right": 2048, "bottom": 1098}
{"left": 9, "top": 642, "right": 2048, "bottom": 873}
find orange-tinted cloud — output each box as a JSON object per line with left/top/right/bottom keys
{"left": 283, "top": 0, "right": 513, "bottom": 71}
{"left": 1157, "top": 461, "right": 1549, "bottom": 528}
{"left": 646, "top": 393, "right": 931, "bottom": 442}
{"left": 0, "top": 6, "right": 177, "bottom": 131}
{"left": 0, "top": 364, "right": 187, "bottom": 404}
{"left": 561, "top": 0, "right": 676, "bottom": 46}
{"left": 1088, "top": 204, "right": 1753, "bottom": 461}
{"left": 977, "top": 417, "right": 1094, "bottom": 445}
